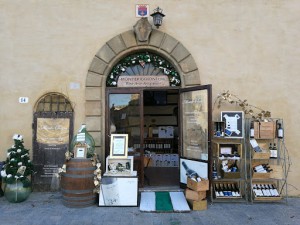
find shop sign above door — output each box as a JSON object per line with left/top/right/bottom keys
{"left": 117, "top": 75, "right": 169, "bottom": 87}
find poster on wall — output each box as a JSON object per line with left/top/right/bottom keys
{"left": 180, "top": 158, "right": 208, "bottom": 185}
{"left": 181, "top": 89, "right": 209, "bottom": 161}
{"left": 37, "top": 118, "right": 70, "bottom": 145}
{"left": 221, "top": 111, "right": 244, "bottom": 138}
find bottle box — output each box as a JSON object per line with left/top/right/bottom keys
{"left": 187, "top": 177, "right": 209, "bottom": 192}
{"left": 185, "top": 188, "right": 206, "bottom": 201}
{"left": 250, "top": 140, "right": 271, "bottom": 159}
{"left": 187, "top": 199, "right": 207, "bottom": 211}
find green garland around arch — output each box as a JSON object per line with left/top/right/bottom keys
{"left": 106, "top": 52, "right": 181, "bottom": 87}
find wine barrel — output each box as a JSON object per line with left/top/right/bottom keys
{"left": 61, "top": 158, "right": 96, "bottom": 207}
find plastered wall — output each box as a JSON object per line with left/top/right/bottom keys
{"left": 0, "top": 0, "right": 299, "bottom": 196}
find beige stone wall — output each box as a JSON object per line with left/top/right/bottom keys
{"left": 0, "top": 0, "right": 299, "bottom": 196}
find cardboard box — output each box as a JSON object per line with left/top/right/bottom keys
{"left": 185, "top": 188, "right": 206, "bottom": 201}
{"left": 187, "top": 177, "right": 209, "bottom": 192}
{"left": 187, "top": 199, "right": 207, "bottom": 211}
{"left": 254, "top": 121, "right": 276, "bottom": 139}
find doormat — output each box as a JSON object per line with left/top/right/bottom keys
{"left": 139, "top": 191, "right": 190, "bottom": 212}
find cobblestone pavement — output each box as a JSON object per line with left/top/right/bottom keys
{"left": 0, "top": 192, "right": 299, "bottom": 225}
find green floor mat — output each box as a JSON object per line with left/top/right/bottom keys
{"left": 155, "top": 192, "right": 173, "bottom": 212}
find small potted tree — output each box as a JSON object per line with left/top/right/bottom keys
{"left": 1, "top": 134, "right": 34, "bottom": 203}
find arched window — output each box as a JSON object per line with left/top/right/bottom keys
{"left": 106, "top": 52, "right": 181, "bottom": 87}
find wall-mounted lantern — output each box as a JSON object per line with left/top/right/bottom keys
{"left": 150, "top": 7, "right": 165, "bottom": 29}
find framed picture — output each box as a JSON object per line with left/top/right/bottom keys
{"left": 179, "top": 158, "right": 208, "bottom": 185}
{"left": 110, "top": 134, "right": 128, "bottom": 158}
{"left": 221, "top": 111, "right": 244, "bottom": 138}
{"left": 74, "top": 144, "right": 87, "bottom": 158}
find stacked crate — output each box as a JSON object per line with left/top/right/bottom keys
{"left": 185, "top": 177, "right": 209, "bottom": 210}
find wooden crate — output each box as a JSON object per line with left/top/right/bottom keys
{"left": 252, "top": 181, "right": 282, "bottom": 201}
{"left": 252, "top": 149, "right": 270, "bottom": 159}
{"left": 252, "top": 161, "right": 272, "bottom": 179}
{"left": 254, "top": 121, "right": 276, "bottom": 139}
{"left": 221, "top": 171, "right": 240, "bottom": 179}
{"left": 185, "top": 188, "right": 206, "bottom": 201}
{"left": 187, "top": 199, "right": 207, "bottom": 211}
{"left": 269, "top": 165, "right": 284, "bottom": 179}
{"left": 187, "top": 177, "right": 209, "bottom": 192}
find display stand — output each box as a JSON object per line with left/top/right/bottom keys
{"left": 211, "top": 137, "right": 248, "bottom": 203}
{"left": 246, "top": 118, "right": 288, "bottom": 203}
{"left": 99, "top": 155, "right": 138, "bottom": 206}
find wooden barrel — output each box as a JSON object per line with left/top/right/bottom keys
{"left": 61, "top": 158, "right": 96, "bottom": 207}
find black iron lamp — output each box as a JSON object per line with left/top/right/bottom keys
{"left": 150, "top": 7, "right": 165, "bottom": 29}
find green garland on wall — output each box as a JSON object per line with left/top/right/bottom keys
{"left": 106, "top": 52, "right": 181, "bottom": 87}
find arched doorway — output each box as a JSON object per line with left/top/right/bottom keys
{"left": 33, "top": 92, "right": 74, "bottom": 191}
{"left": 85, "top": 23, "right": 209, "bottom": 188}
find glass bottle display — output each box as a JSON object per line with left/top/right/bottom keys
{"left": 70, "top": 124, "right": 95, "bottom": 158}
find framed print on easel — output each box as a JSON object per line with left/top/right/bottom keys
{"left": 110, "top": 134, "right": 128, "bottom": 158}
{"left": 74, "top": 143, "right": 87, "bottom": 158}
{"left": 221, "top": 111, "right": 244, "bottom": 138}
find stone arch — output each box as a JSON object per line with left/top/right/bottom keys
{"left": 85, "top": 29, "right": 201, "bottom": 161}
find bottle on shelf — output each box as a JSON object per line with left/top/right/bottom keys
{"left": 216, "top": 122, "right": 221, "bottom": 137}
{"left": 233, "top": 183, "right": 241, "bottom": 197}
{"left": 270, "top": 143, "right": 278, "bottom": 159}
{"left": 214, "top": 184, "right": 220, "bottom": 197}
{"left": 212, "top": 159, "right": 218, "bottom": 179}
{"left": 215, "top": 183, "right": 224, "bottom": 197}
{"left": 225, "top": 183, "right": 233, "bottom": 197}
{"left": 220, "top": 183, "right": 228, "bottom": 197}
{"left": 229, "top": 160, "right": 239, "bottom": 172}
{"left": 277, "top": 122, "right": 284, "bottom": 139}
{"left": 270, "top": 184, "right": 280, "bottom": 197}
{"left": 250, "top": 121, "right": 255, "bottom": 138}
{"left": 181, "top": 161, "right": 201, "bottom": 182}
{"left": 253, "top": 164, "right": 273, "bottom": 173}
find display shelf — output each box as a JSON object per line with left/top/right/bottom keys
{"left": 246, "top": 118, "right": 287, "bottom": 203}
{"left": 211, "top": 138, "right": 248, "bottom": 203}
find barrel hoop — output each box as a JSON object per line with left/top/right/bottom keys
{"left": 62, "top": 199, "right": 95, "bottom": 207}
{"left": 62, "top": 173, "right": 94, "bottom": 178}
{"left": 61, "top": 188, "right": 94, "bottom": 194}
{"left": 62, "top": 195, "right": 95, "bottom": 201}
{"left": 67, "top": 167, "right": 95, "bottom": 171}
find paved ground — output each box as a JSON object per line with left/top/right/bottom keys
{"left": 0, "top": 192, "right": 299, "bottom": 225}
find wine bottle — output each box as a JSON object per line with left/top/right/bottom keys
{"left": 182, "top": 161, "right": 199, "bottom": 181}
{"left": 277, "top": 123, "right": 284, "bottom": 139}
{"left": 267, "top": 184, "right": 275, "bottom": 196}
{"left": 217, "top": 183, "right": 225, "bottom": 197}
{"left": 252, "top": 184, "right": 260, "bottom": 197}
{"left": 270, "top": 143, "right": 278, "bottom": 159}
{"left": 230, "top": 183, "right": 237, "bottom": 197}
{"left": 218, "top": 183, "right": 226, "bottom": 196}
{"left": 256, "top": 184, "right": 264, "bottom": 197}
{"left": 216, "top": 123, "right": 221, "bottom": 137}
{"left": 250, "top": 121, "right": 255, "bottom": 138}
{"left": 215, "top": 184, "right": 220, "bottom": 197}
{"left": 234, "top": 183, "right": 241, "bottom": 197}
{"left": 212, "top": 159, "right": 218, "bottom": 179}
{"left": 270, "top": 184, "right": 280, "bottom": 197}
{"left": 229, "top": 160, "right": 238, "bottom": 172}
{"left": 226, "top": 183, "right": 233, "bottom": 197}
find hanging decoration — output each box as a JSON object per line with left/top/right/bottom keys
{"left": 213, "top": 90, "right": 272, "bottom": 121}
{"left": 106, "top": 52, "right": 181, "bottom": 87}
